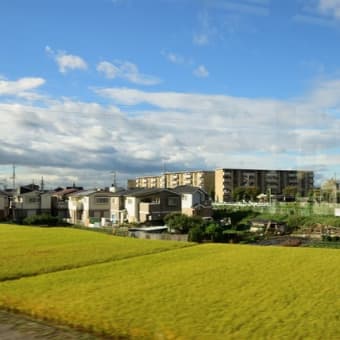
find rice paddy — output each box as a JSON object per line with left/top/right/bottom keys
{"left": 0, "top": 224, "right": 339, "bottom": 339}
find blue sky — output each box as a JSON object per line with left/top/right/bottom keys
{"left": 1, "top": 0, "right": 340, "bottom": 188}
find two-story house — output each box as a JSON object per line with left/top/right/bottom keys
{"left": 173, "top": 185, "right": 212, "bottom": 218}
{"left": 111, "top": 188, "right": 181, "bottom": 224}
{"left": 51, "top": 188, "right": 82, "bottom": 219}
{"left": 15, "top": 190, "right": 52, "bottom": 220}
{"left": 68, "top": 189, "right": 115, "bottom": 226}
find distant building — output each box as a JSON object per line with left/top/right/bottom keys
{"left": 321, "top": 179, "right": 340, "bottom": 203}
{"left": 133, "top": 170, "right": 215, "bottom": 198}
{"left": 215, "top": 168, "right": 314, "bottom": 202}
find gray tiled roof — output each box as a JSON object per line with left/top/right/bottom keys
{"left": 69, "top": 189, "right": 115, "bottom": 197}
{"left": 112, "top": 188, "right": 179, "bottom": 197}
{"left": 173, "top": 185, "right": 203, "bottom": 194}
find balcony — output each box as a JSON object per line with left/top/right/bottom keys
{"left": 139, "top": 202, "right": 160, "bottom": 214}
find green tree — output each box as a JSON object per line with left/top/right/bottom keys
{"left": 205, "top": 222, "right": 224, "bottom": 242}
{"left": 188, "top": 226, "right": 205, "bottom": 243}
{"left": 283, "top": 186, "right": 298, "bottom": 198}
{"left": 164, "top": 213, "right": 204, "bottom": 234}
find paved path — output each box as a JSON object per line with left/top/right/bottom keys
{"left": 0, "top": 309, "right": 104, "bottom": 339}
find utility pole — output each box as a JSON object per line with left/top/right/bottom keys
{"left": 10, "top": 164, "right": 16, "bottom": 221}
{"left": 11, "top": 164, "right": 16, "bottom": 192}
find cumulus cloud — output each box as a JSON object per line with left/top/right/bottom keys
{"left": 45, "top": 46, "right": 88, "bottom": 73}
{"left": 97, "top": 60, "right": 161, "bottom": 85}
{"left": 0, "top": 77, "right": 45, "bottom": 97}
{"left": 3, "top": 76, "right": 340, "bottom": 187}
{"left": 193, "top": 65, "right": 209, "bottom": 78}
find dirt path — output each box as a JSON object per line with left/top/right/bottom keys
{"left": 0, "top": 309, "right": 104, "bottom": 339}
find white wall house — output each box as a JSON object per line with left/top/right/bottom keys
{"left": 15, "top": 191, "right": 52, "bottom": 220}
{"left": 68, "top": 189, "right": 115, "bottom": 226}
{"left": 173, "top": 185, "right": 212, "bottom": 218}
{"left": 111, "top": 188, "right": 181, "bottom": 224}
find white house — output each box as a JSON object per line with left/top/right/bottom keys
{"left": 173, "top": 185, "right": 212, "bottom": 218}
{"left": 15, "top": 190, "right": 52, "bottom": 220}
{"left": 111, "top": 188, "right": 181, "bottom": 224}
{"left": 68, "top": 189, "right": 115, "bottom": 226}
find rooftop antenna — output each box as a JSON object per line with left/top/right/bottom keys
{"left": 10, "top": 164, "right": 16, "bottom": 192}
{"left": 110, "top": 171, "right": 117, "bottom": 192}
{"left": 111, "top": 171, "right": 117, "bottom": 186}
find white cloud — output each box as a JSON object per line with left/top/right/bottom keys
{"left": 318, "top": 0, "right": 340, "bottom": 18}
{"left": 193, "top": 33, "right": 210, "bottom": 46}
{"left": 45, "top": 46, "right": 88, "bottom": 73}
{"left": 295, "top": 0, "right": 340, "bottom": 27}
{"left": 97, "top": 60, "right": 161, "bottom": 85}
{"left": 0, "top": 77, "right": 45, "bottom": 96}
{"left": 3, "top": 75, "right": 340, "bottom": 187}
{"left": 193, "top": 65, "right": 209, "bottom": 78}
{"left": 161, "top": 50, "right": 185, "bottom": 64}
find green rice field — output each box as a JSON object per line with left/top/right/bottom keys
{"left": 0, "top": 224, "right": 339, "bottom": 339}
{"left": 0, "top": 224, "right": 192, "bottom": 281}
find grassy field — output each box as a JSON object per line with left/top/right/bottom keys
{"left": 0, "top": 225, "right": 339, "bottom": 339}
{"left": 0, "top": 224, "right": 192, "bottom": 281}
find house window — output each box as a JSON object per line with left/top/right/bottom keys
{"left": 95, "top": 197, "right": 109, "bottom": 204}
{"left": 127, "top": 198, "right": 133, "bottom": 204}
{"left": 28, "top": 197, "right": 39, "bottom": 203}
{"left": 168, "top": 197, "right": 179, "bottom": 206}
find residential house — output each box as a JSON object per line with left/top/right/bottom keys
{"left": 0, "top": 190, "right": 9, "bottom": 220}
{"left": 68, "top": 189, "right": 115, "bottom": 226}
{"left": 173, "top": 185, "right": 212, "bottom": 218}
{"left": 321, "top": 178, "right": 340, "bottom": 203}
{"left": 51, "top": 188, "right": 81, "bottom": 219}
{"left": 15, "top": 190, "right": 52, "bottom": 220}
{"left": 111, "top": 188, "right": 181, "bottom": 224}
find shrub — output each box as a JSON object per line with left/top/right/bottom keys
{"left": 188, "top": 226, "right": 205, "bottom": 243}
{"left": 23, "top": 214, "right": 63, "bottom": 226}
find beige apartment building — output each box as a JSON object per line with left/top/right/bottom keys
{"left": 215, "top": 168, "right": 314, "bottom": 202}
{"left": 133, "top": 170, "right": 215, "bottom": 198}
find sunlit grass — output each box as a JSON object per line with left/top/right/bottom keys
{"left": 1, "top": 241, "right": 339, "bottom": 339}
{"left": 0, "top": 224, "right": 192, "bottom": 280}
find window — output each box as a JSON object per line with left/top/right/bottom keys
{"left": 28, "top": 197, "right": 39, "bottom": 203}
{"left": 168, "top": 197, "right": 179, "bottom": 206}
{"left": 95, "top": 197, "right": 109, "bottom": 204}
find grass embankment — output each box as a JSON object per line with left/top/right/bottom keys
{"left": 0, "top": 224, "right": 192, "bottom": 281}
{"left": 0, "top": 225, "right": 339, "bottom": 339}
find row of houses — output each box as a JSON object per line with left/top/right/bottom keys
{"left": 130, "top": 168, "right": 314, "bottom": 202}
{"left": 0, "top": 184, "right": 212, "bottom": 226}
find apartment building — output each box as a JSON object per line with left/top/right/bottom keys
{"left": 134, "top": 170, "right": 215, "bottom": 198}
{"left": 215, "top": 168, "right": 314, "bottom": 202}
